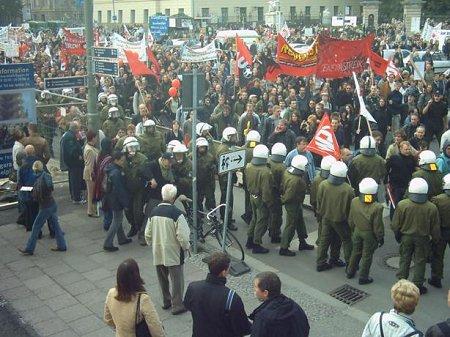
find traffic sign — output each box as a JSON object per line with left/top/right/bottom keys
{"left": 44, "top": 76, "right": 86, "bottom": 90}
{"left": 218, "top": 149, "right": 246, "bottom": 174}
{"left": 150, "top": 15, "right": 169, "bottom": 40}
{"left": 93, "top": 59, "right": 119, "bottom": 76}
{"left": 93, "top": 47, "right": 118, "bottom": 59}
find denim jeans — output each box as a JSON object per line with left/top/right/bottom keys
{"left": 103, "top": 209, "right": 113, "bottom": 230}
{"left": 104, "top": 210, "right": 127, "bottom": 248}
{"left": 68, "top": 167, "right": 83, "bottom": 201}
{"left": 25, "top": 203, "right": 66, "bottom": 253}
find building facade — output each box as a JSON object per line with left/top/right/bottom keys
{"left": 23, "top": 0, "right": 83, "bottom": 22}
{"left": 93, "top": 0, "right": 363, "bottom": 25}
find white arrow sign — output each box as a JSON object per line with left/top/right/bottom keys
{"left": 218, "top": 149, "right": 246, "bottom": 174}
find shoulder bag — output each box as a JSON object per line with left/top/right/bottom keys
{"left": 135, "top": 293, "right": 152, "bottom": 337}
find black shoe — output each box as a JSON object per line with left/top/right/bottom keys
{"left": 50, "top": 247, "right": 66, "bottom": 252}
{"left": 118, "top": 238, "right": 132, "bottom": 246}
{"left": 279, "top": 248, "right": 296, "bottom": 256}
{"left": 359, "top": 277, "right": 373, "bottom": 285}
{"left": 228, "top": 223, "right": 238, "bottom": 231}
{"left": 346, "top": 273, "right": 355, "bottom": 279}
{"left": 18, "top": 248, "right": 33, "bottom": 256}
{"left": 172, "top": 307, "right": 187, "bottom": 315}
{"left": 245, "top": 237, "right": 255, "bottom": 249}
{"left": 428, "top": 277, "right": 442, "bottom": 288}
{"left": 162, "top": 303, "right": 171, "bottom": 310}
{"left": 418, "top": 285, "right": 428, "bottom": 295}
{"left": 127, "top": 227, "right": 138, "bottom": 238}
{"left": 252, "top": 244, "right": 269, "bottom": 254}
{"left": 329, "top": 259, "right": 346, "bottom": 267}
{"left": 240, "top": 214, "right": 251, "bottom": 225}
{"left": 316, "top": 263, "right": 332, "bottom": 272}
{"left": 103, "top": 246, "right": 119, "bottom": 252}
{"left": 298, "top": 241, "right": 314, "bottom": 251}
{"left": 270, "top": 236, "right": 281, "bottom": 244}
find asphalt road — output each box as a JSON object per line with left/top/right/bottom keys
{"left": 0, "top": 297, "right": 39, "bottom": 337}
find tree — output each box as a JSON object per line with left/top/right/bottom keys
{"left": 379, "top": 0, "right": 449, "bottom": 24}
{"left": 379, "top": 0, "right": 403, "bottom": 23}
{"left": 0, "top": 0, "right": 22, "bottom": 26}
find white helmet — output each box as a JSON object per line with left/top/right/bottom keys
{"left": 271, "top": 143, "right": 287, "bottom": 156}
{"left": 107, "top": 93, "right": 118, "bottom": 101}
{"left": 408, "top": 177, "right": 428, "bottom": 203}
{"left": 41, "top": 90, "right": 50, "bottom": 98}
{"left": 253, "top": 144, "right": 269, "bottom": 159}
{"left": 443, "top": 173, "right": 450, "bottom": 190}
{"left": 222, "top": 127, "right": 237, "bottom": 142}
{"left": 143, "top": 119, "right": 156, "bottom": 127}
{"left": 172, "top": 143, "right": 188, "bottom": 154}
{"left": 167, "top": 140, "right": 181, "bottom": 152}
{"left": 418, "top": 150, "right": 436, "bottom": 166}
{"left": 122, "top": 136, "right": 140, "bottom": 154}
{"left": 98, "top": 92, "right": 107, "bottom": 101}
{"left": 291, "top": 155, "right": 308, "bottom": 171}
{"left": 320, "top": 155, "right": 337, "bottom": 171}
{"left": 360, "top": 136, "right": 376, "bottom": 156}
{"left": 330, "top": 161, "right": 348, "bottom": 178}
{"left": 196, "top": 122, "right": 212, "bottom": 136}
{"left": 246, "top": 130, "right": 261, "bottom": 143}
{"left": 62, "top": 88, "right": 73, "bottom": 95}
{"left": 196, "top": 137, "right": 209, "bottom": 147}
{"left": 108, "top": 107, "right": 119, "bottom": 118}
{"left": 359, "top": 177, "right": 378, "bottom": 195}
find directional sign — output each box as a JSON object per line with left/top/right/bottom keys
{"left": 218, "top": 149, "right": 246, "bottom": 174}
{"left": 150, "top": 15, "right": 169, "bottom": 40}
{"left": 93, "top": 59, "right": 119, "bottom": 77}
{"left": 44, "top": 76, "right": 86, "bottom": 90}
{"left": 93, "top": 47, "right": 118, "bottom": 59}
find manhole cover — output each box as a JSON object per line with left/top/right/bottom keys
{"left": 382, "top": 253, "right": 414, "bottom": 270}
{"left": 329, "top": 284, "right": 369, "bottom": 305}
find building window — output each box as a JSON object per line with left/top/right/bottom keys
{"left": 107, "top": 10, "right": 111, "bottom": 23}
{"left": 345, "top": 5, "right": 351, "bottom": 15}
{"left": 165, "top": 8, "right": 170, "bottom": 16}
{"left": 178, "top": 8, "right": 184, "bottom": 15}
{"left": 240, "top": 7, "right": 247, "bottom": 22}
{"left": 221, "top": 8, "right": 228, "bottom": 23}
{"left": 334, "top": 6, "right": 339, "bottom": 16}
{"left": 118, "top": 10, "right": 123, "bottom": 23}
{"left": 97, "top": 11, "right": 102, "bottom": 23}
{"left": 130, "top": 10, "right": 135, "bottom": 23}
{"left": 290, "top": 6, "right": 296, "bottom": 20}
{"left": 144, "top": 9, "right": 149, "bottom": 24}
{"left": 305, "top": 6, "right": 310, "bottom": 16}
{"left": 320, "top": 6, "right": 325, "bottom": 17}
{"left": 257, "top": 7, "right": 264, "bottom": 22}
{"left": 201, "top": 8, "right": 209, "bottom": 17}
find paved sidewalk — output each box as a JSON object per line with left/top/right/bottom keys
{"left": 0, "top": 186, "right": 369, "bottom": 337}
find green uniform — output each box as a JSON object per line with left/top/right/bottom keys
{"left": 412, "top": 168, "right": 444, "bottom": 199}
{"left": 245, "top": 163, "right": 274, "bottom": 245}
{"left": 138, "top": 131, "right": 166, "bottom": 161}
{"left": 173, "top": 158, "right": 192, "bottom": 198}
{"left": 194, "top": 151, "right": 216, "bottom": 211}
{"left": 100, "top": 104, "right": 125, "bottom": 125}
{"left": 102, "top": 118, "right": 125, "bottom": 139}
{"left": 241, "top": 143, "right": 257, "bottom": 223}
{"left": 123, "top": 152, "right": 148, "bottom": 237}
{"left": 391, "top": 199, "right": 441, "bottom": 287}
{"left": 316, "top": 180, "right": 355, "bottom": 265}
{"left": 216, "top": 142, "right": 236, "bottom": 221}
{"left": 348, "top": 154, "right": 386, "bottom": 193}
{"left": 430, "top": 193, "right": 450, "bottom": 280}
{"left": 347, "top": 197, "right": 384, "bottom": 279}
{"left": 310, "top": 173, "right": 325, "bottom": 244}
{"left": 268, "top": 159, "right": 285, "bottom": 239}
{"left": 280, "top": 170, "right": 306, "bottom": 249}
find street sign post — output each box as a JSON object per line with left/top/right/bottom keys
{"left": 218, "top": 149, "right": 246, "bottom": 174}
{"left": 93, "top": 47, "right": 118, "bottom": 59}
{"left": 93, "top": 59, "right": 119, "bottom": 76}
{"left": 44, "top": 76, "right": 86, "bottom": 90}
{"left": 150, "top": 15, "right": 169, "bottom": 40}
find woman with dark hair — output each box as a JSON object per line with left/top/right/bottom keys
{"left": 83, "top": 130, "right": 99, "bottom": 217}
{"left": 104, "top": 259, "right": 165, "bottom": 337}
{"left": 288, "top": 113, "right": 302, "bottom": 137}
{"left": 165, "top": 120, "right": 184, "bottom": 144}
{"left": 93, "top": 137, "right": 114, "bottom": 231}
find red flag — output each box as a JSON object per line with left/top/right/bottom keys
{"left": 305, "top": 114, "right": 340, "bottom": 159}
{"left": 265, "top": 63, "right": 316, "bottom": 81}
{"left": 125, "top": 50, "right": 157, "bottom": 77}
{"left": 62, "top": 28, "right": 86, "bottom": 56}
{"left": 369, "top": 51, "right": 388, "bottom": 76}
{"left": 316, "top": 34, "right": 374, "bottom": 78}
{"left": 235, "top": 35, "right": 253, "bottom": 77}
{"left": 276, "top": 34, "right": 318, "bottom": 67}
{"left": 19, "top": 42, "right": 30, "bottom": 58}
{"left": 146, "top": 47, "right": 161, "bottom": 75}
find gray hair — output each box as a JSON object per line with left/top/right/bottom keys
{"left": 68, "top": 121, "right": 79, "bottom": 132}
{"left": 161, "top": 184, "right": 177, "bottom": 202}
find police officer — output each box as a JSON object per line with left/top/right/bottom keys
{"left": 279, "top": 155, "right": 314, "bottom": 256}
{"left": 348, "top": 136, "right": 386, "bottom": 194}
{"left": 412, "top": 150, "right": 444, "bottom": 199}
{"left": 268, "top": 143, "right": 287, "bottom": 243}
{"left": 241, "top": 130, "right": 261, "bottom": 224}
{"left": 167, "top": 140, "right": 181, "bottom": 153}
{"left": 428, "top": 173, "right": 450, "bottom": 289}
{"left": 245, "top": 144, "right": 274, "bottom": 254}
{"left": 100, "top": 94, "right": 124, "bottom": 125}
{"left": 172, "top": 143, "right": 192, "bottom": 198}
{"left": 391, "top": 177, "right": 441, "bottom": 294}
{"left": 195, "top": 122, "right": 215, "bottom": 155}
{"left": 102, "top": 107, "right": 125, "bottom": 139}
{"left": 346, "top": 178, "right": 384, "bottom": 285}
{"left": 216, "top": 127, "right": 239, "bottom": 230}
{"left": 97, "top": 92, "right": 108, "bottom": 112}
{"left": 138, "top": 119, "right": 166, "bottom": 161}
{"left": 122, "top": 137, "right": 149, "bottom": 240}
{"left": 194, "top": 137, "right": 216, "bottom": 212}
{"left": 310, "top": 155, "right": 337, "bottom": 245}
{"left": 316, "top": 161, "right": 355, "bottom": 272}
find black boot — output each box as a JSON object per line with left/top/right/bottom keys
{"left": 245, "top": 237, "right": 255, "bottom": 249}
{"left": 316, "top": 263, "right": 332, "bottom": 272}
{"left": 127, "top": 227, "right": 138, "bottom": 238}
{"left": 428, "top": 277, "right": 442, "bottom": 288}
{"left": 418, "top": 285, "right": 428, "bottom": 295}
{"left": 298, "top": 239, "right": 314, "bottom": 251}
{"left": 329, "top": 259, "right": 346, "bottom": 267}
{"left": 270, "top": 236, "right": 281, "bottom": 244}
{"left": 279, "top": 248, "right": 296, "bottom": 256}
{"left": 358, "top": 277, "right": 374, "bottom": 285}
{"left": 252, "top": 244, "right": 269, "bottom": 254}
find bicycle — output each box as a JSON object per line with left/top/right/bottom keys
{"left": 182, "top": 201, "right": 245, "bottom": 261}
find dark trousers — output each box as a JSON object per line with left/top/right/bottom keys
{"left": 389, "top": 186, "right": 406, "bottom": 220}
{"left": 219, "top": 177, "right": 233, "bottom": 222}
{"left": 68, "top": 167, "right": 84, "bottom": 201}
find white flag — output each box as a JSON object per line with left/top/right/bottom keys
{"left": 32, "top": 31, "right": 42, "bottom": 44}
{"left": 352, "top": 72, "right": 376, "bottom": 123}
{"left": 386, "top": 59, "right": 401, "bottom": 78}
{"left": 280, "top": 22, "right": 290, "bottom": 39}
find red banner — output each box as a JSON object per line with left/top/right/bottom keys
{"left": 146, "top": 47, "right": 161, "bottom": 75}
{"left": 125, "top": 50, "right": 158, "bottom": 77}
{"left": 62, "top": 29, "right": 86, "bottom": 56}
{"left": 369, "top": 51, "right": 388, "bottom": 76}
{"left": 316, "top": 34, "right": 374, "bottom": 78}
{"left": 235, "top": 35, "right": 253, "bottom": 76}
{"left": 305, "top": 114, "right": 340, "bottom": 159}
{"left": 276, "top": 34, "right": 318, "bottom": 67}
{"left": 265, "top": 63, "right": 316, "bottom": 81}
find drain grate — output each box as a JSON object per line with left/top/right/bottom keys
{"left": 329, "top": 284, "right": 369, "bottom": 305}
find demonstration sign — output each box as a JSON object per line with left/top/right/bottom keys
{"left": 181, "top": 41, "right": 218, "bottom": 63}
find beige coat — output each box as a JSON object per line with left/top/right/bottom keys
{"left": 83, "top": 143, "right": 99, "bottom": 181}
{"left": 104, "top": 288, "right": 165, "bottom": 337}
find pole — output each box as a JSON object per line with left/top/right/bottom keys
{"left": 191, "top": 69, "right": 198, "bottom": 254}
{"left": 222, "top": 171, "right": 232, "bottom": 252}
{"left": 112, "top": 0, "right": 116, "bottom": 23}
{"left": 84, "top": 0, "right": 98, "bottom": 132}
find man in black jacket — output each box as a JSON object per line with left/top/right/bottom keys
{"left": 184, "top": 252, "right": 251, "bottom": 337}
{"left": 249, "top": 271, "right": 310, "bottom": 337}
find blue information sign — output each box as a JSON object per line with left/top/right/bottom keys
{"left": 44, "top": 76, "right": 86, "bottom": 90}
{"left": 93, "top": 47, "right": 118, "bottom": 59}
{"left": 0, "top": 63, "right": 34, "bottom": 91}
{"left": 150, "top": 15, "right": 169, "bottom": 40}
{"left": 0, "top": 151, "right": 13, "bottom": 179}
{"left": 93, "top": 59, "right": 119, "bottom": 76}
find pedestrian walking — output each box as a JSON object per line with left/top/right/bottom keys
{"left": 83, "top": 129, "right": 99, "bottom": 217}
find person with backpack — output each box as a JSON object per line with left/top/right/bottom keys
{"left": 18, "top": 161, "right": 67, "bottom": 255}
{"left": 362, "top": 279, "right": 423, "bottom": 337}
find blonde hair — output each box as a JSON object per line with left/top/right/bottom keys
{"left": 391, "top": 279, "right": 420, "bottom": 314}
{"left": 32, "top": 160, "right": 44, "bottom": 172}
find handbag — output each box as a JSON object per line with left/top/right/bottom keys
{"left": 135, "top": 293, "right": 152, "bottom": 337}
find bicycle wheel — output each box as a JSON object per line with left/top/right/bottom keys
{"left": 215, "top": 230, "right": 245, "bottom": 261}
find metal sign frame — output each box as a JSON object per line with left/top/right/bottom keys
{"left": 93, "top": 59, "right": 119, "bottom": 77}
{"left": 218, "top": 149, "right": 246, "bottom": 174}
{"left": 44, "top": 76, "right": 86, "bottom": 90}
{"left": 93, "top": 47, "right": 118, "bottom": 59}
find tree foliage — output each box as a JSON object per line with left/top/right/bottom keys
{"left": 379, "top": 0, "right": 449, "bottom": 23}
{"left": 0, "top": 0, "right": 22, "bottom": 26}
